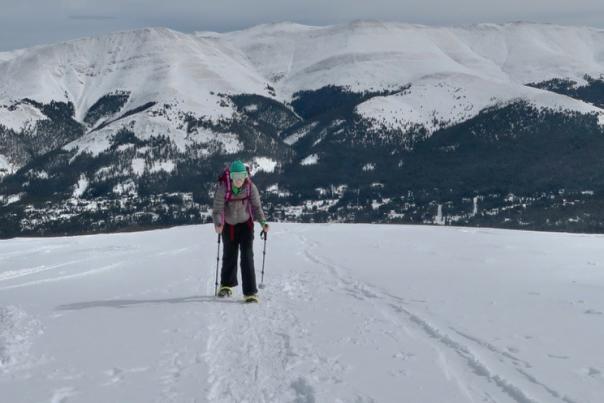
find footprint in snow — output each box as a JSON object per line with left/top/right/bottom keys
{"left": 50, "top": 387, "right": 77, "bottom": 403}
{"left": 584, "top": 309, "right": 603, "bottom": 315}
{"left": 547, "top": 354, "right": 570, "bottom": 360}
{"left": 102, "top": 367, "right": 123, "bottom": 385}
{"left": 393, "top": 351, "right": 415, "bottom": 361}
{"left": 578, "top": 367, "right": 603, "bottom": 379}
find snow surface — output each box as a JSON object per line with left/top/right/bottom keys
{"left": 26, "top": 170, "right": 49, "bottom": 180}
{"left": 2, "top": 193, "right": 23, "bottom": 206}
{"left": 283, "top": 123, "right": 319, "bottom": 146}
{"left": 131, "top": 159, "right": 145, "bottom": 176}
{"left": 148, "top": 161, "right": 176, "bottom": 174}
{"left": 0, "top": 155, "right": 16, "bottom": 176}
{"left": 265, "top": 184, "right": 291, "bottom": 198}
{"left": 72, "top": 175, "right": 88, "bottom": 198}
{"left": 1, "top": 223, "right": 604, "bottom": 402}
{"left": 362, "top": 163, "right": 376, "bottom": 171}
{"left": 112, "top": 180, "right": 137, "bottom": 196}
{"left": 300, "top": 154, "right": 319, "bottom": 166}
{"left": 251, "top": 157, "right": 277, "bottom": 173}
{"left": 0, "top": 102, "right": 46, "bottom": 132}
{"left": 63, "top": 108, "right": 244, "bottom": 159}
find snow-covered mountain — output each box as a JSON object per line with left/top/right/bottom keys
{"left": 221, "top": 21, "right": 604, "bottom": 130}
{"left": 1, "top": 223, "right": 604, "bottom": 402}
{"left": 1, "top": 22, "right": 604, "bottom": 165}
{"left": 0, "top": 26, "right": 276, "bottom": 170}
{"left": 2, "top": 21, "right": 604, "bottom": 236}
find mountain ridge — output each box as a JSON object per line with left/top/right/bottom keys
{"left": 2, "top": 21, "right": 604, "bottom": 236}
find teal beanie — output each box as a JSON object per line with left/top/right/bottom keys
{"left": 230, "top": 160, "right": 246, "bottom": 173}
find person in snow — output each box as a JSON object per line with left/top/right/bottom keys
{"left": 212, "top": 160, "right": 269, "bottom": 303}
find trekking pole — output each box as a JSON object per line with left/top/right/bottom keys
{"left": 214, "top": 233, "right": 221, "bottom": 296}
{"left": 258, "top": 229, "right": 268, "bottom": 289}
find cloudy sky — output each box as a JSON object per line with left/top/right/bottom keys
{"left": 2, "top": 0, "right": 604, "bottom": 51}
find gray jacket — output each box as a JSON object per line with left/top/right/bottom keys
{"left": 212, "top": 181, "right": 267, "bottom": 226}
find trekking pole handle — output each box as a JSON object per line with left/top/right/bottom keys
{"left": 259, "top": 228, "right": 267, "bottom": 287}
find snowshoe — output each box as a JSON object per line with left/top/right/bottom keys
{"left": 217, "top": 286, "right": 233, "bottom": 298}
{"left": 243, "top": 294, "right": 259, "bottom": 303}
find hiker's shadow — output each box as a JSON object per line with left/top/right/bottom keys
{"left": 56, "top": 295, "right": 242, "bottom": 310}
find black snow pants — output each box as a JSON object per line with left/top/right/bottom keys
{"left": 221, "top": 221, "right": 257, "bottom": 296}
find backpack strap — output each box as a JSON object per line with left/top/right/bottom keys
{"left": 217, "top": 168, "right": 231, "bottom": 226}
{"left": 223, "top": 170, "right": 233, "bottom": 202}
{"left": 246, "top": 180, "right": 254, "bottom": 229}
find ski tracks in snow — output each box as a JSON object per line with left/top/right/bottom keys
{"left": 1, "top": 226, "right": 594, "bottom": 402}
{"left": 151, "top": 277, "right": 227, "bottom": 403}
{"left": 0, "top": 305, "right": 44, "bottom": 376}
{"left": 294, "top": 230, "right": 582, "bottom": 403}
{"left": 205, "top": 306, "right": 320, "bottom": 403}
{"left": 203, "top": 240, "right": 338, "bottom": 403}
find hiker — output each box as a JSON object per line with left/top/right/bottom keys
{"left": 212, "top": 160, "right": 269, "bottom": 303}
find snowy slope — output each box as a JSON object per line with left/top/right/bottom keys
{"left": 216, "top": 21, "right": 604, "bottom": 98}
{"left": 1, "top": 223, "right": 604, "bottom": 402}
{"left": 218, "top": 21, "right": 604, "bottom": 133}
{"left": 1, "top": 22, "right": 603, "bottom": 130}
{"left": 0, "top": 102, "right": 46, "bottom": 132}
{"left": 0, "top": 27, "right": 271, "bottom": 122}
{"left": 0, "top": 27, "right": 274, "bottom": 166}
{"left": 356, "top": 73, "right": 604, "bottom": 134}
{"left": 2, "top": 21, "right": 604, "bottom": 171}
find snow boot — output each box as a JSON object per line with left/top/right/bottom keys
{"left": 217, "top": 286, "right": 233, "bottom": 298}
{"left": 243, "top": 294, "right": 259, "bottom": 303}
